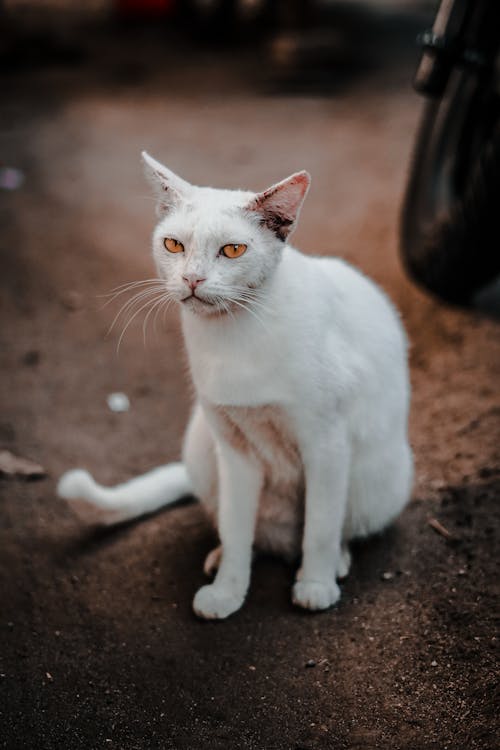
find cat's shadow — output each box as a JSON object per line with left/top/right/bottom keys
{"left": 58, "top": 499, "right": 407, "bottom": 613}
{"left": 58, "top": 496, "right": 197, "bottom": 559}
{"left": 53, "top": 476, "right": 498, "bottom": 619}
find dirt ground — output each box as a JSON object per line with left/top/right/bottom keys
{"left": 1, "top": 8, "right": 499, "bottom": 750}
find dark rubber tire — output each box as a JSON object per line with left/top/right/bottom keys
{"left": 400, "top": 72, "right": 500, "bottom": 305}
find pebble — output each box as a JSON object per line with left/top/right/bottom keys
{"left": 60, "top": 290, "right": 84, "bottom": 311}
{"left": 22, "top": 350, "right": 40, "bottom": 367}
{"left": 107, "top": 392, "right": 130, "bottom": 413}
{"left": 305, "top": 659, "right": 316, "bottom": 668}
{"left": 0, "top": 167, "right": 24, "bottom": 190}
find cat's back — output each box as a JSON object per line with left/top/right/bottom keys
{"left": 283, "top": 247, "right": 407, "bottom": 355}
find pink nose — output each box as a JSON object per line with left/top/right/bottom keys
{"left": 182, "top": 275, "right": 206, "bottom": 291}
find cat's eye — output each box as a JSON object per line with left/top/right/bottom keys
{"left": 164, "top": 238, "right": 184, "bottom": 253}
{"left": 220, "top": 243, "right": 247, "bottom": 259}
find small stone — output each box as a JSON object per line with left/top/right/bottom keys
{"left": 305, "top": 659, "right": 316, "bottom": 668}
{"left": 248, "top": 665, "right": 256, "bottom": 671}
{"left": 0, "top": 167, "right": 24, "bottom": 191}
{"left": 60, "top": 290, "right": 84, "bottom": 311}
{"left": 107, "top": 392, "right": 130, "bottom": 413}
{"left": 22, "top": 350, "right": 40, "bottom": 367}
{"left": 431, "top": 660, "right": 438, "bottom": 667}
{"left": 381, "top": 571, "right": 395, "bottom": 581}
{"left": 45, "top": 672, "right": 53, "bottom": 681}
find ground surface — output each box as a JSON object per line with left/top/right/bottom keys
{"left": 1, "top": 8, "right": 499, "bottom": 750}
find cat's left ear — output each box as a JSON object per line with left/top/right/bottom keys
{"left": 141, "top": 151, "right": 192, "bottom": 215}
{"left": 247, "top": 171, "right": 311, "bottom": 241}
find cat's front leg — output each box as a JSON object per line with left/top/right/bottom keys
{"left": 193, "top": 438, "right": 261, "bottom": 620}
{"left": 292, "top": 420, "right": 350, "bottom": 611}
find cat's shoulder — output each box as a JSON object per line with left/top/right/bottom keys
{"left": 283, "top": 246, "right": 382, "bottom": 297}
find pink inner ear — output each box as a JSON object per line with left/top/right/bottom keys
{"left": 249, "top": 171, "right": 310, "bottom": 240}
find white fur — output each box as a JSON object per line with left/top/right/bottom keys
{"left": 58, "top": 153, "right": 413, "bottom": 619}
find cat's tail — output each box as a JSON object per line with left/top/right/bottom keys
{"left": 57, "top": 463, "right": 193, "bottom": 524}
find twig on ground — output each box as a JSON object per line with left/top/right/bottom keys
{"left": 428, "top": 517, "right": 452, "bottom": 539}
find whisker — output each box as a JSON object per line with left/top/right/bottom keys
{"left": 222, "top": 298, "right": 237, "bottom": 324}
{"left": 154, "top": 294, "right": 175, "bottom": 334}
{"left": 99, "top": 279, "right": 162, "bottom": 297}
{"left": 235, "top": 294, "right": 273, "bottom": 316}
{"left": 221, "top": 284, "right": 273, "bottom": 315}
{"left": 98, "top": 279, "right": 164, "bottom": 307}
{"left": 107, "top": 288, "right": 164, "bottom": 333}
{"left": 229, "top": 298, "right": 267, "bottom": 330}
{"left": 116, "top": 292, "right": 167, "bottom": 353}
{"left": 107, "top": 287, "right": 166, "bottom": 337}
{"left": 142, "top": 293, "right": 174, "bottom": 344}
{"left": 162, "top": 294, "right": 178, "bottom": 325}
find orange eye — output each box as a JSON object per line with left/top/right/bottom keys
{"left": 220, "top": 243, "right": 247, "bottom": 259}
{"left": 164, "top": 238, "right": 184, "bottom": 253}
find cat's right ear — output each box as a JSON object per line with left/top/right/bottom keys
{"left": 246, "top": 170, "right": 311, "bottom": 241}
{"left": 141, "top": 151, "right": 192, "bottom": 216}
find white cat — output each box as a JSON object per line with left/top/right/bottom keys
{"left": 58, "top": 152, "right": 413, "bottom": 620}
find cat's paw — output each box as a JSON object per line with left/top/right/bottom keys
{"left": 203, "top": 546, "right": 222, "bottom": 577}
{"left": 193, "top": 583, "right": 244, "bottom": 620}
{"left": 292, "top": 580, "right": 341, "bottom": 611}
{"left": 337, "top": 545, "right": 351, "bottom": 579}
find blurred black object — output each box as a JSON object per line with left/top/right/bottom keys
{"left": 401, "top": 0, "right": 500, "bottom": 306}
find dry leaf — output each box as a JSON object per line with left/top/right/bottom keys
{"left": 0, "top": 450, "right": 46, "bottom": 479}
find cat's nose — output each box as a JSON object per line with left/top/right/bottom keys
{"left": 182, "top": 275, "right": 206, "bottom": 291}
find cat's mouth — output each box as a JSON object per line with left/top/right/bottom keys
{"left": 180, "top": 292, "right": 231, "bottom": 318}
{"left": 181, "top": 293, "right": 213, "bottom": 306}
{"left": 180, "top": 293, "right": 218, "bottom": 312}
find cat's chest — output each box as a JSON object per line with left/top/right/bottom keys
{"left": 213, "top": 404, "right": 302, "bottom": 482}
{"left": 186, "top": 336, "right": 288, "bottom": 406}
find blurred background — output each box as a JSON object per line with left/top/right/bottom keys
{"left": 1, "top": 2, "right": 498, "bottom": 749}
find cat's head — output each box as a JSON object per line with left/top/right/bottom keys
{"left": 142, "top": 151, "right": 310, "bottom": 317}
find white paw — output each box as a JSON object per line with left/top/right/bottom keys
{"left": 337, "top": 545, "right": 352, "bottom": 579}
{"left": 193, "top": 583, "right": 244, "bottom": 620}
{"left": 292, "top": 579, "right": 341, "bottom": 611}
{"left": 203, "top": 546, "right": 222, "bottom": 577}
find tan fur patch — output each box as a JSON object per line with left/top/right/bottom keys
{"left": 213, "top": 404, "right": 304, "bottom": 558}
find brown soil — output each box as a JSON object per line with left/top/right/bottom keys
{"left": 1, "top": 15, "right": 499, "bottom": 750}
